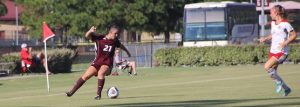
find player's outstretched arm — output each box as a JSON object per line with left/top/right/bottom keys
{"left": 260, "top": 35, "right": 272, "bottom": 43}
{"left": 85, "top": 26, "right": 96, "bottom": 39}
{"left": 119, "top": 44, "right": 131, "bottom": 57}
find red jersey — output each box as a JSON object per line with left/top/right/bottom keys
{"left": 91, "top": 33, "right": 121, "bottom": 70}
{"left": 20, "top": 48, "right": 32, "bottom": 65}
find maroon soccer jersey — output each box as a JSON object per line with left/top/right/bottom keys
{"left": 91, "top": 33, "right": 121, "bottom": 71}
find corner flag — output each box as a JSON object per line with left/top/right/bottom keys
{"left": 43, "top": 22, "right": 55, "bottom": 42}
{"left": 42, "top": 22, "right": 55, "bottom": 93}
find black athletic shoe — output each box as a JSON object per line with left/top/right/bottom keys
{"left": 65, "top": 92, "right": 72, "bottom": 97}
{"left": 283, "top": 88, "right": 292, "bottom": 96}
{"left": 94, "top": 95, "right": 101, "bottom": 100}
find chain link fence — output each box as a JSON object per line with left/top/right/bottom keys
{"left": 73, "top": 42, "right": 178, "bottom": 71}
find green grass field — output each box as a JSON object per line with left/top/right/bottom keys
{"left": 0, "top": 64, "right": 299, "bottom": 107}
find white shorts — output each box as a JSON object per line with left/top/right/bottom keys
{"left": 21, "top": 61, "right": 31, "bottom": 67}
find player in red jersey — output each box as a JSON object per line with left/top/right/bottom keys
{"left": 66, "top": 24, "right": 131, "bottom": 100}
{"left": 20, "top": 43, "right": 32, "bottom": 74}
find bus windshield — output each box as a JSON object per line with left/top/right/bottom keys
{"left": 184, "top": 8, "right": 226, "bottom": 41}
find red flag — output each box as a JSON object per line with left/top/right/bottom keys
{"left": 43, "top": 22, "right": 55, "bottom": 42}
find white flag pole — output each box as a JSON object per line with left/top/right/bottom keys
{"left": 44, "top": 42, "right": 50, "bottom": 93}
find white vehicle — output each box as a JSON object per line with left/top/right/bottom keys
{"left": 183, "top": 2, "right": 259, "bottom": 47}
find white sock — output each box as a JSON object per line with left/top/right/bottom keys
{"left": 268, "top": 68, "right": 289, "bottom": 90}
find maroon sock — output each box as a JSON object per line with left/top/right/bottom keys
{"left": 69, "top": 78, "right": 85, "bottom": 96}
{"left": 97, "top": 79, "right": 105, "bottom": 96}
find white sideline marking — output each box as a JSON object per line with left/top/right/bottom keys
{"left": 0, "top": 71, "right": 298, "bottom": 102}
{"left": 0, "top": 75, "right": 44, "bottom": 80}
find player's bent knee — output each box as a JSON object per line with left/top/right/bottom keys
{"left": 97, "top": 71, "right": 108, "bottom": 78}
{"left": 105, "top": 68, "right": 112, "bottom": 76}
{"left": 263, "top": 65, "right": 270, "bottom": 71}
{"left": 264, "top": 67, "right": 269, "bottom": 71}
{"left": 264, "top": 62, "right": 273, "bottom": 71}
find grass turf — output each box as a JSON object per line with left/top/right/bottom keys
{"left": 0, "top": 64, "right": 299, "bottom": 107}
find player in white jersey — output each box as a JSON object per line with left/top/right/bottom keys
{"left": 260, "top": 5, "right": 297, "bottom": 96}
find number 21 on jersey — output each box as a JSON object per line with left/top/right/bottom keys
{"left": 103, "top": 45, "right": 112, "bottom": 52}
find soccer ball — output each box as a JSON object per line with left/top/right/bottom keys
{"left": 107, "top": 86, "right": 119, "bottom": 99}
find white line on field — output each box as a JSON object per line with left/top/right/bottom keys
{"left": 0, "top": 71, "right": 298, "bottom": 102}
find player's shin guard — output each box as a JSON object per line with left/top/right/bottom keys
{"left": 268, "top": 68, "right": 280, "bottom": 82}
{"left": 97, "top": 79, "right": 105, "bottom": 97}
{"left": 268, "top": 68, "right": 289, "bottom": 90}
{"left": 68, "top": 78, "right": 86, "bottom": 96}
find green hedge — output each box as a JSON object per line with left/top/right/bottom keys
{"left": 155, "top": 44, "right": 300, "bottom": 66}
{"left": 0, "top": 48, "right": 77, "bottom": 74}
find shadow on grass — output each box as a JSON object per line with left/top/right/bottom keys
{"left": 88, "top": 97, "right": 300, "bottom": 107}
{"left": 117, "top": 94, "right": 184, "bottom": 100}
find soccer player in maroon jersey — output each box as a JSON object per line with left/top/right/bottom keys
{"left": 66, "top": 24, "right": 131, "bottom": 100}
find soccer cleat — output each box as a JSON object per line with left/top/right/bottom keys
{"left": 275, "top": 81, "right": 283, "bottom": 93}
{"left": 65, "top": 92, "right": 72, "bottom": 97}
{"left": 283, "top": 88, "right": 291, "bottom": 96}
{"left": 94, "top": 95, "right": 101, "bottom": 100}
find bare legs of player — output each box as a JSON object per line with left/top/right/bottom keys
{"left": 264, "top": 57, "right": 291, "bottom": 96}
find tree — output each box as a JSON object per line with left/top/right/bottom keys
{"left": 0, "top": 1, "right": 7, "bottom": 16}
{"left": 19, "top": 0, "right": 123, "bottom": 39}
{"left": 143, "top": 0, "right": 186, "bottom": 43}
{"left": 122, "top": 0, "right": 203, "bottom": 43}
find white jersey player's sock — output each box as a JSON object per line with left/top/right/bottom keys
{"left": 268, "top": 68, "right": 289, "bottom": 90}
